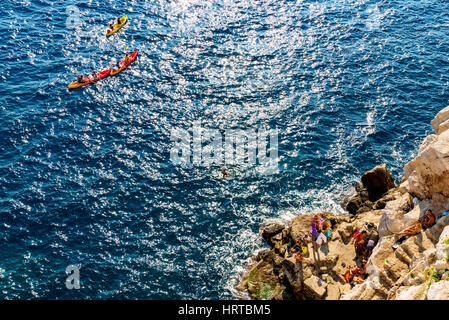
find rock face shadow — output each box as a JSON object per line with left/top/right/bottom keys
{"left": 312, "top": 244, "right": 320, "bottom": 262}
{"left": 319, "top": 242, "right": 330, "bottom": 255}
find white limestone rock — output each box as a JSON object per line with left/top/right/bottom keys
{"left": 427, "top": 280, "right": 449, "bottom": 300}
{"left": 402, "top": 128, "right": 449, "bottom": 204}
{"left": 434, "top": 226, "right": 449, "bottom": 272}
{"left": 431, "top": 105, "right": 449, "bottom": 135}
{"left": 395, "top": 284, "right": 425, "bottom": 300}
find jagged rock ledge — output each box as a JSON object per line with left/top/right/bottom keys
{"left": 236, "top": 106, "right": 449, "bottom": 300}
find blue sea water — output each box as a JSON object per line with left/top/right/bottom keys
{"left": 0, "top": 0, "right": 448, "bottom": 299}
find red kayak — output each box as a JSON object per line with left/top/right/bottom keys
{"left": 111, "top": 50, "right": 138, "bottom": 75}
{"left": 68, "top": 69, "right": 112, "bottom": 89}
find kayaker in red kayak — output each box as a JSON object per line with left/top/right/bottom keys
{"left": 89, "top": 67, "right": 98, "bottom": 80}
{"left": 114, "top": 53, "right": 129, "bottom": 71}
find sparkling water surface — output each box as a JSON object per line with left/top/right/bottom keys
{"left": 0, "top": 0, "right": 448, "bottom": 299}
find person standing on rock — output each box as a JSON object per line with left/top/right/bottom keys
{"left": 310, "top": 215, "right": 321, "bottom": 240}
{"left": 316, "top": 219, "right": 331, "bottom": 247}
{"left": 310, "top": 215, "right": 331, "bottom": 248}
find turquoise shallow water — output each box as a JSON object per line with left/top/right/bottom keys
{"left": 0, "top": 0, "right": 448, "bottom": 299}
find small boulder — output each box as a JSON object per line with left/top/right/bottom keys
{"left": 344, "top": 188, "right": 373, "bottom": 215}
{"left": 302, "top": 275, "right": 327, "bottom": 300}
{"left": 374, "top": 199, "right": 386, "bottom": 210}
{"left": 261, "top": 223, "right": 284, "bottom": 241}
{"left": 271, "top": 232, "right": 283, "bottom": 244}
{"left": 337, "top": 222, "right": 354, "bottom": 243}
{"left": 359, "top": 190, "right": 370, "bottom": 202}
{"left": 346, "top": 196, "right": 364, "bottom": 215}
{"left": 361, "top": 164, "right": 396, "bottom": 202}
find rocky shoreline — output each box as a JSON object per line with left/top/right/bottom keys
{"left": 236, "top": 106, "right": 449, "bottom": 300}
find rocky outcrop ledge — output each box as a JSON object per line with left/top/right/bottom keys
{"left": 236, "top": 106, "right": 449, "bottom": 300}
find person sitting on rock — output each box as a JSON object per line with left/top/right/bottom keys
{"left": 354, "top": 230, "right": 368, "bottom": 256}
{"left": 342, "top": 259, "right": 367, "bottom": 285}
{"left": 355, "top": 258, "right": 368, "bottom": 283}
{"left": 419, "top": 209, "right": 435, "bottom": 229}
{"left": 342, "top": 265, "right": 365, "bottom": 284}
{"left": 358, "top": 238, "right": 376, "bottom": 259}
{"left": 290, "top": 240, "right": 301, "bottom": 254}
{"left": 365, "top": 239, "right": 375, "bottom": 257}
{"left": 394, "top": 220, "right": 422, "bottom": 238}
{"left": 394, "top": 209, "right": 435, "bottom": 239}
{"left": 302, "top": 234, "right": 311, "bottom": 246}
{"left": 342, "top": 266, "right": 356, "bottom": 284}
{"left": 290, "top": 239, "right": 307, "bottom": 263}
{"left": 355, "top": 238, "right": 367, "bottom": 256}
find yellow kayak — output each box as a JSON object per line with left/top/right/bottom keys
{"left": 106, "top": 15, "right": 127, "bottom": 37}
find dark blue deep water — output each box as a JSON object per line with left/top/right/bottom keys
{"left": 0, "top": 0, "right": 448, "bottom": 299}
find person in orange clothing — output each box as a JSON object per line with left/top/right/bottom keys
{"left": 394, "top": 220, "right": 422, "bottom": 238}
{"left": 342, "top": 259, "right": 367, "bottom": 284}
{"left": 420, "top": 209, "right": 435, "bottom": 229}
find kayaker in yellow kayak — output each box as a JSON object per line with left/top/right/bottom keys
{"left": 114, "top": 53, "right": 129, "bottom": 70}
{"left": 106, "top": 15, "right": 127, "bottom": 36}
{"left": 110, "top": 49, "right": 137, "bottom": 76}
{"left": 73, "top": 70, "right": 86, "bottom": 84}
